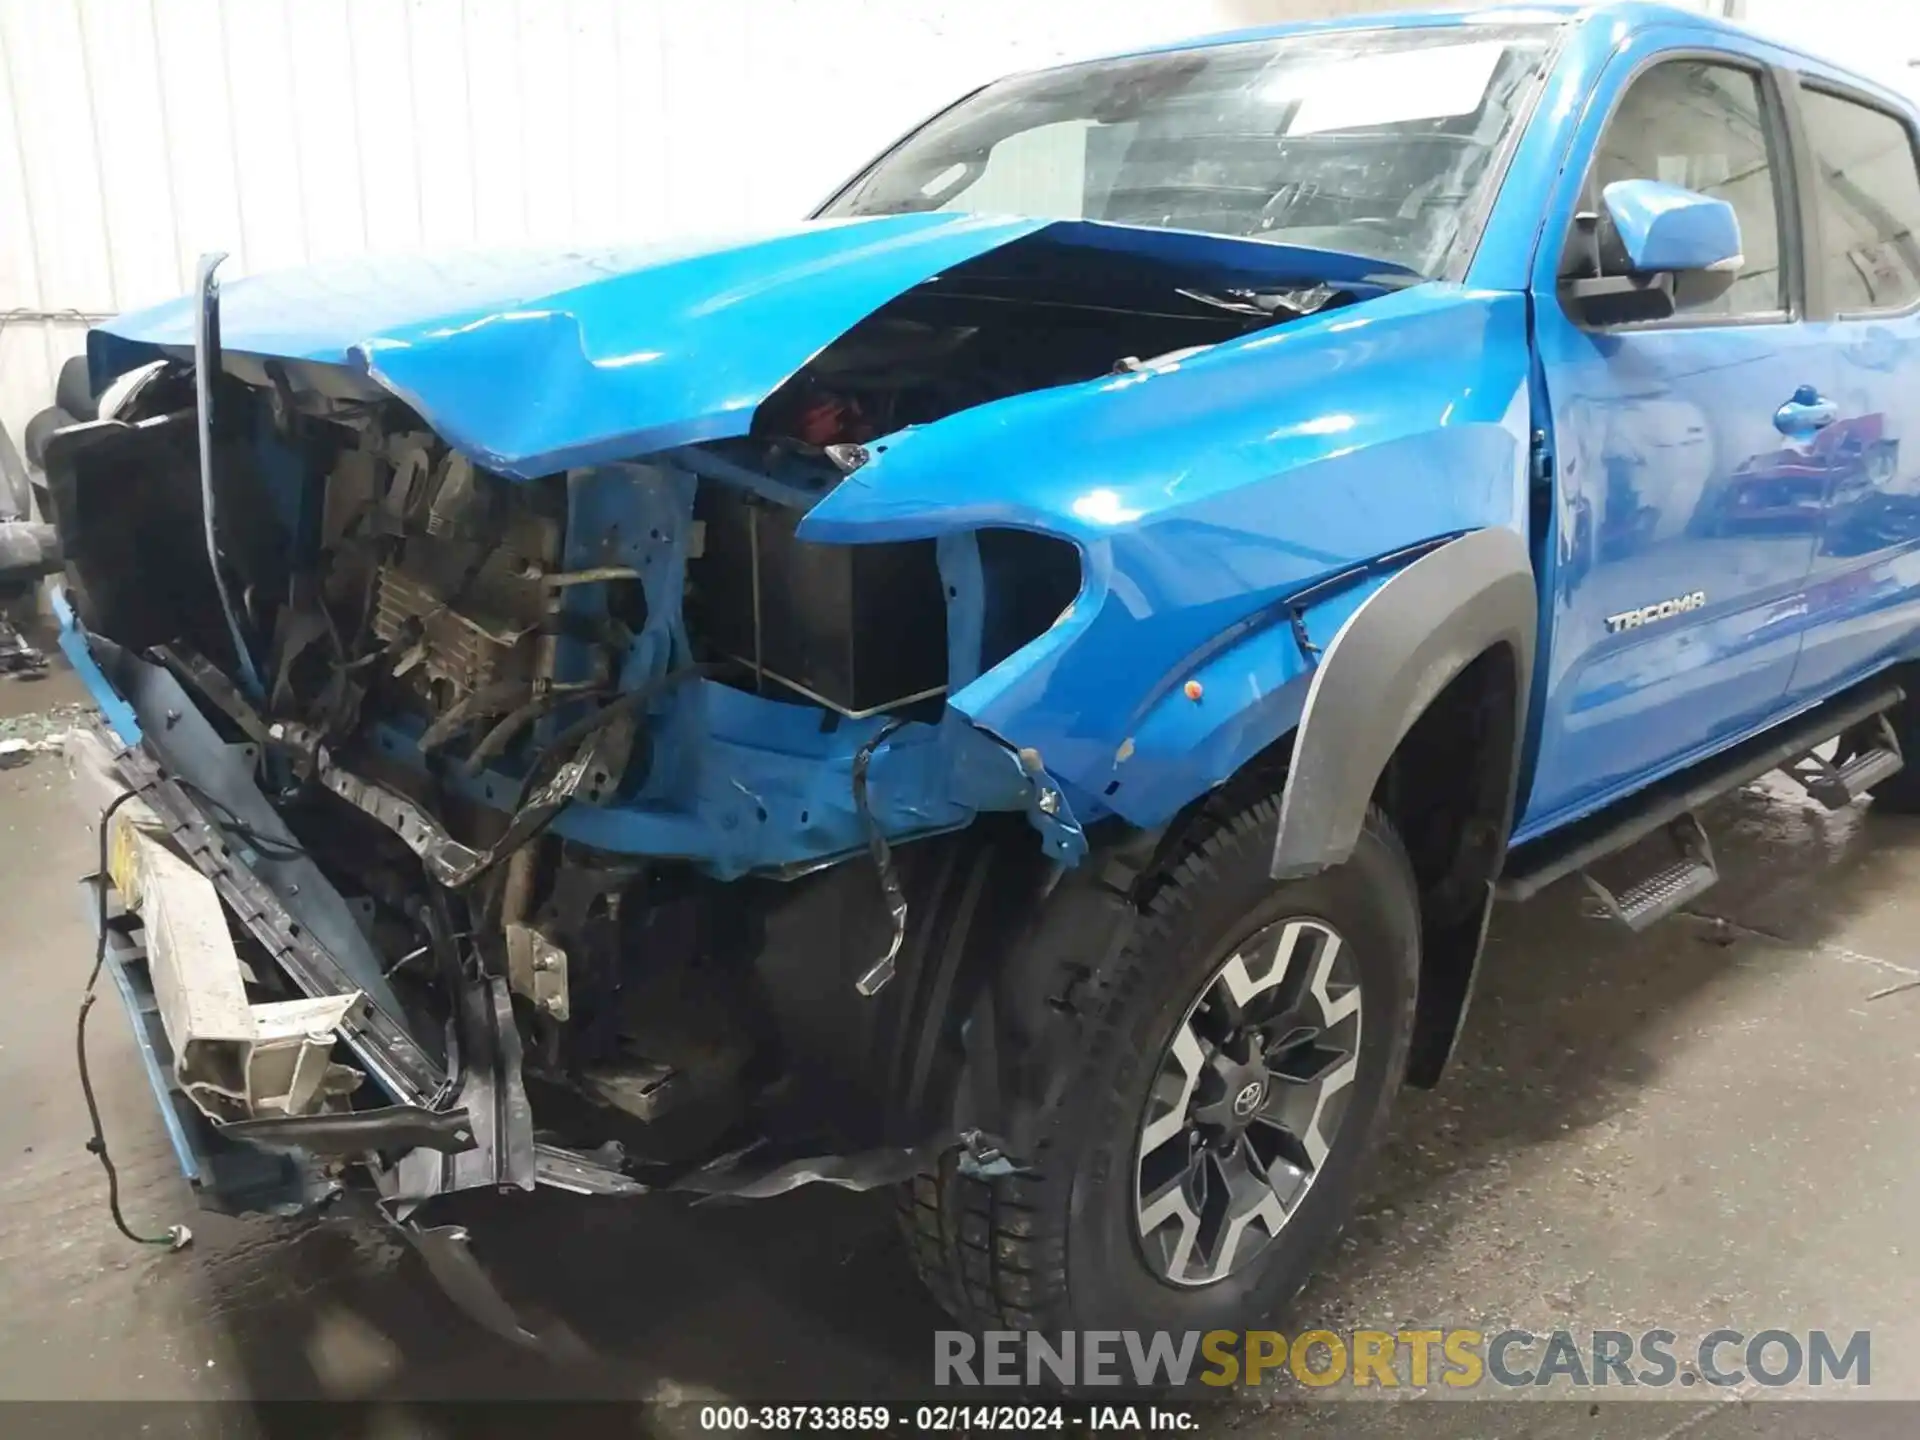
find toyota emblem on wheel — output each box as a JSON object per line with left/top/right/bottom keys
{"left": 1135, "top": 915, "right": 1364, "bottom": 1288}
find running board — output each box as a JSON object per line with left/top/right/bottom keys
{"left": 1500, "top": 679, "right": 1905, "bottom": 906}
{"left": 1578, "top": 813, "right": 1718, "bottom": 932}
{"left": 1780, "top": 713, "right": 1904, "bottom": 810}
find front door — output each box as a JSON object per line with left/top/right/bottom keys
{"left": 1522, "top": 45, "right": 1824, "bottom": 831}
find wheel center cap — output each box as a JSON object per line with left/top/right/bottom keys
{"left": 1231, "top": 1079, "right": 1267, "bottom": 1119}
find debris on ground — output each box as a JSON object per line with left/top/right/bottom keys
{"left": 0, "top": 617, "right": 46, "bottom": 677}
{"left": 0, "top": 736, "right": 66, "bottom": 769}
{"left": 0, "top": 702, "right": 88, "bottom": 766}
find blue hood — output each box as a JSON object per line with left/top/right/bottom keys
{"left": 90, "top": 213, "right": 1419, "bottom": 479}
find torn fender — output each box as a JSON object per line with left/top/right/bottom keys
{"left": 800, "top": 284, "right": 1535, "bottom": 826}
{"left": 88, "top": 216, "right": 1417, "bottom": 481}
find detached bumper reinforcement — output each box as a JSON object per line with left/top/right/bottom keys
{"left": 81, "top": 874, "right": 344, "bottom": 1216}
{"left": 77, "top": 721, "right": 645, "bottom": 1212}
{"left": 107, "top": 737, "right": 447, "bottom": 1107}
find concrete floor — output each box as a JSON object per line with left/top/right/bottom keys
{"left": 2, "top": 648, "right": 1918, "bottom": 1436}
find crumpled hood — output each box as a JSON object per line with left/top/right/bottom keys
{"left": 90, "top": 213, "right": 1419, "bottom": 479}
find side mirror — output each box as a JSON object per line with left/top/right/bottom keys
{"left": 1562, "top": 179, "right": 1745, "bottom": 326}
{"left": 1604, "top": 178, "right": 1744, "bottom": 274}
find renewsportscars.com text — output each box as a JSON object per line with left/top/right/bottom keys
{"left": 935, "top": 1328, "right": 1871, "bottom": 1390}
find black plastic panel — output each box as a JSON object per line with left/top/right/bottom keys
{"left": 699, "top": 488, "right": 947, "bottom": 716}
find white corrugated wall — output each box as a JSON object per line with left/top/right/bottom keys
{"left": 1, "top": 0, "right": 1436, "bottom": 445}
{"left": 1742, "top": 0, "right": 1920, "bottom": 88}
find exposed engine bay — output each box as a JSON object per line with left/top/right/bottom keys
{"left": 45, "top": 223, "right": 1369, "bottom": 1287}
{"left": 755, "top": 240, "right": 1338, "bottom": 444}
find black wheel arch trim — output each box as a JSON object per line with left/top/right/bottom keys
{"left": 1272, "top": 525, "right": 1537, "bottom": 882}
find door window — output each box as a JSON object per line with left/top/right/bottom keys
{"left": 1799, "top": 86, "right": 1920, "bottom": 315}
{"left": 1569, "top": 60, "right": 1789, "bottom": 320}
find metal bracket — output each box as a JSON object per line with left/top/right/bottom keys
{"left": 504, "top": 922, "right": 569, "bottom": 1021}
{"left": 534, "top": 1140, "right": 649, "bottom": 1196}
{"left": 278, "top": 714, "right": 630, "bottom": 889}
{"left": 222, "top": 1104, "right": 478, "bottom": 1156}
{"left": 282, "top": 721, "right": 487, "bottom": 883}
{"left": 390, "top": 975, "right": 536, "bottom": 1206}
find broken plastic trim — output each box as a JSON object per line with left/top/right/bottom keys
{"left": 388, "top": 1125, "right": 1010, "bottom": 1348}
{"left": 403, "top": 1221, "right": 542, "bottom": 1348}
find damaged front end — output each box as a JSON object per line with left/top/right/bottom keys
{"left": 47, "top": 213, "right": 1419, "bottom": 1327}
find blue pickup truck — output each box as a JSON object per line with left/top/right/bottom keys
{"left": 41, "top": 1, "right": 1920, "bottom": 1337}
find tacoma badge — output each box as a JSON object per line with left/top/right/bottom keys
{"left": 1606, "top": 591, "right": 1708, "bottom": 634}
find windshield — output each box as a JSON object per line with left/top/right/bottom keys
{"left": 822, "top": 24, "right": 1558, "bottom": 277}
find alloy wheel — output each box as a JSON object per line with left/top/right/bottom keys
{"left": 1134, "top": 917, "right": 1362, "bottom": 1287}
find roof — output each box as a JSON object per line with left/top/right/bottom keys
{"left": 1107, "top": 2, "right": 1584, "bottom": 59}
{"left": 1076, "top": 4, "right": 1794, "bottom": 67}
{"left": 1051, "top": 4, "right": 1911, "bottom": 120}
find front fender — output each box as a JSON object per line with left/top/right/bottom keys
{"left": 800, "top": 284, "right": 1534, "bottom": 828}
{"left": 1273, "top": 525, "right": 1537, "bottom": 879}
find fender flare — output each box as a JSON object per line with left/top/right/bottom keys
{"left": 1272, "top": 526, "right": 1537, "bottom": 879}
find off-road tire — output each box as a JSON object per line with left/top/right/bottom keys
{"left": 897, "top": 797, "right": 1419, "bottom": 1332}
{"left": 1867, "top": 694, "right": 1920, "bottom": 813}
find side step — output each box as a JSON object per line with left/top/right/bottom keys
{"left": 1501, "top": 679, "right": 1905, "bottom": 908}
{"left": 1578, "top": 813, "right": 1718, "bottom": 932}
{"left": 1781, "top": 714, "right": 1904, "bottom": 810}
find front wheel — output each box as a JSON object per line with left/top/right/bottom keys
{"left": 899, "top": 798, "right": 1419, "bottom": 1332}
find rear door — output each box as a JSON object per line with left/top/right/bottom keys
{"left": 1780, "top": 77, "right": 1920, "bottom": 700}
{"left": 1521, "top": 36, "right": 1826, "bottom": 831}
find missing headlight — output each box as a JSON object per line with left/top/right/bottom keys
{"left": 693, "top": 485, "right": 948, "bottom": 718}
